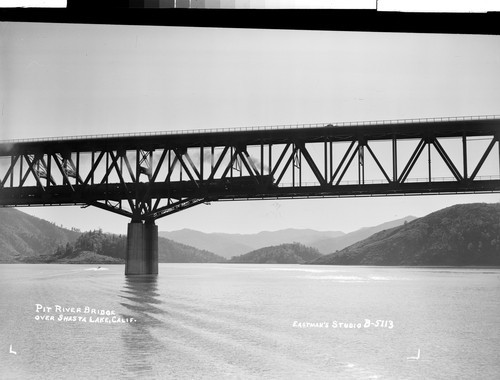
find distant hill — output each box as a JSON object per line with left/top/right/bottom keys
{"left": 159, "top": 229, "right": 253, "bottom": 259}
{"left": 0, "top": 208, "right": 80, "bottom": 263}
{"left": 159, "top": 228, "right": 344, "bottom": 258}
{"left": 310, "top": 216, "right": 417, "bottom": 254}
{"left": 158, "top": 238, "right": 226, "bottom": 263}
{"left": 230, "top": 243, "right": 322, "bottom": 264}
{"left": 310, "top": 203, "right": 500, "bottom": 266}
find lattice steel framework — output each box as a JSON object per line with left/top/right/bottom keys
{"left": 1, "top": 117, "right": 499, "bottom": 221}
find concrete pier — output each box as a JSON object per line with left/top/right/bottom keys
{"left": 125, "top": 220, "right": 158, "bottom": 275}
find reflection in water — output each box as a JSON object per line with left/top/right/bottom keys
{"left": 119, "top": 276, "right": 166, "bottom": 378}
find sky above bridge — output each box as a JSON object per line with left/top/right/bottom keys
{"left": 1, "top": 22, "right": 500, "bottom": 234}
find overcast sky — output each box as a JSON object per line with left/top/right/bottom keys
{"left": 1, "top": 22, "right": 499, "bottom": 234}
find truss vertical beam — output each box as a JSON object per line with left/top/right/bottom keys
{"left": 200, "top": 146, "right": 204, "bottom": 181}
{"left": 19, "top": 154, "right": 23, "bottom": 187}
{"left": 463, "top": 134, "right": 468, "bottom": 180}
{"left": 76, "top": 152, "right": 81, "bottom": 184}
{"left": 46, "top": 154, "right": 52, "bottom": 187}
{"left": 324, "top": 140, "right": 328, "bottom": 181}
{"left": 358, "top": 144, "right": 364, "bottom": 185}
{"left": 428, "top": 142, "right": 432, "bottom": 181}
{"left": 329, "top": 140, "right": 333, "bottom": 182}
{"left": 260, "top": 144, "right": 264, "bottom": 176}
{"left": 392, "top": 137, "right": 397, "bottom": 182}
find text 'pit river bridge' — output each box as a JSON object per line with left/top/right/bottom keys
{"left": 1, "top": 116, "right": 499, "bottom": 275}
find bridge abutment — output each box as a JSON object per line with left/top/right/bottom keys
{"left": 125, "top": 220, "right": 158, "bottom": 275}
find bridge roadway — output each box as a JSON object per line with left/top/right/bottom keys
{"left": 1, "top": 116, "right": 499, "bottom": 274}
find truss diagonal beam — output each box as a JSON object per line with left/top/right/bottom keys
{"left": 175, "top": 150, "right": 200, "bottom": 186}
{"left": 297, "top": 142, "right": 327, "bottom": 186}
{"left": 21, "top": 155, "right": 45, "bottom": 190}
{"left": 365, "top": 143, "right": 391, "bottom": 183}
{"left": 398, "top": 139, "right": 426, "bottom": 183}
{"left": 330, "top": 140, "right": 356, "bottom": 185}
{"left": 241, "top": 149, "right": 261, "bottom": 177}
{"left": 108, "top": 151, "right": 135, "bottom": 212}
{"left": 83, "top": 151, "right": 105, "bottom": 186}
{"left": 121, "top": 152, "right": 137, "bottom": 183}
{"left": 335, "top": 144, "right": 359, "bottom": 186}
{"left": 220, "top": 149, "right": 239, "bottom": 179}
{"left": 37, "top": 155, "right": 56, "bottom": 186}
{"left": 0, "top": 155, "right": 19, "bottom": 188}
{"left": 164, "top": 155, "right": 179, "bottom": 182}
{"left": 432, "top": 139, "right": 463, "bottom": 181}
{"left": 275, "top": 145, "right": 299, "bottom": 186}
{"left": 183, "top": 151, "right": 202, "bottom": 180}
{"left": 271, "top": 143, "right": 291, "bottom": 177}
{"left": 470, "top": 137, "right": 498, "bottom": 180}
{"left": 51, "top": 153, "right": 75, "bottom": 191}
{"left": 236, "top": 151, "right": 259, "bottom": 184}
{"left": 207, "top": 146, "right": 230, "bottom": 181}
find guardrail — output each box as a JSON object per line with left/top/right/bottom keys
{"left": 1, "top": 115, "right": 499, "bottom": 144}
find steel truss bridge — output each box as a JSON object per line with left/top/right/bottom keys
{"left": 1, "top": 116, "right": 499, "bottom": 274}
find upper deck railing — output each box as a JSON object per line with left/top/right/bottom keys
{"left": 2, "top": 115, "right": 499, "bottom": 145}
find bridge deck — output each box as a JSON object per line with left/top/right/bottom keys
{"left": 1, "top": 115, "right": 499, "bottom": 155}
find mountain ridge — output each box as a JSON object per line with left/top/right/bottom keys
{"left": 160, "top": 218, "right": 415, "bottom": 257}
{"left": 159, "top": 228, "right": 345, "bottom": 258}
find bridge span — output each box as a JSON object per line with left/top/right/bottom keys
{"left": 1, "top": 116, "right": 499, "bottom": 274}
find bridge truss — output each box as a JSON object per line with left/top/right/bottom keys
{"left": 0, "top": 117, "right": 499, "bottom": 223}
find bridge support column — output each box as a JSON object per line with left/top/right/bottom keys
{"left": 125, "top": 220, "right": 158, "bottom": 275}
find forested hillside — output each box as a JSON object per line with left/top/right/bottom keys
{"left": 230, "top": 243, "right": 322, "bottom": 264}
{"left": 311, "top": 203, "right": 500, "bottom": 266}
{"left": 52, "top": 229, "right": 226, "bottom": 264}
{"left": 0, "top": 208, "right": 79, "bottom": 262}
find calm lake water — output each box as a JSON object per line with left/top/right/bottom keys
{"left": 0, "top": 264, "right": 499, "bottom": 379}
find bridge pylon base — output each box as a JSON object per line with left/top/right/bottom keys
{"left": 125, "top": 221, "right": 158, "bottom": 275}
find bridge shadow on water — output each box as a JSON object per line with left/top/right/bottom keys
{"left": 118, "top": 276, "right": 168, "bottom": 377}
